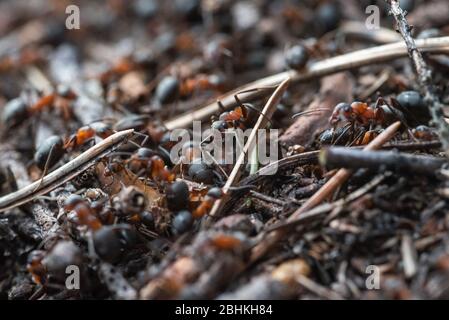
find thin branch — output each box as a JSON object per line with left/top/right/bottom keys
{"left": 386, "top": 0, "right": 449, "bottom": 150}
{"left": 165, "top": 37, "right": 449, "bottom": 130}
{"left": 0, "top": 129, "right": 134, "bottom": 212}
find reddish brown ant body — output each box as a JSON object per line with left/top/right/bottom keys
{"left": 326, "top": 92, "right": 435, "bottom": 146}
{"left": 65, "top": 122, "right": 114, "bottom": 149}
{"left": 64, "top": 194, "right": 103, "bottom": 231}
{"left": 124, "top": 147, "right": 175, "bottom": 182}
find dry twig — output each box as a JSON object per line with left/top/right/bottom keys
{"left": 387, "top": 0, "right": 449, "bottom": 150}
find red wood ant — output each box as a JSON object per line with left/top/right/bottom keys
{"left": 64, "top": 122, "right": 114, "bottom": 149}
{"left": 179, "top": 73, "right": 226, "bottom": 97}
{"left": 64, "top": 194, "right": 103, "bottom": 231}
{"left": 325, "top": 91, "right": 436, "bottom": 146}
{"left": 125, "top": 147, "right": 175, "bottom": 182}
{"left": 211, "top": 89, "right": 273, "bottom": 131}
{"left": 193, "top": 187, "right": 223, "bottom": 218}
{"left": 33, "top": 117, "right": 152, "bottom": 175}
{"left": 0, "top": 47, "right": 45, "bottom": 74}
{"left": 63, "top": 194, "right": 140, "bottom": 263}
{"left": 329, "top": 101, "right": 385, "bottom": 128}
{"left": 28, "top": 241, "right": 83, "bottom": 286}
{"left": 2, "top": 85, "right": 77, "bottom": 129}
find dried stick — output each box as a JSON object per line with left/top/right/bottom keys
{"left": 204, "top": 78, "right": 290, "bottom": 223}
{"left": 386, "top": 0, "right": 449, "bottom": 150}
{"left": 0, "top": 129, "right": 134, "bottom": 212}
{"left": 320, "top": 147, "right": 445, "bottom": 175}
{"left": 250, "top": 121, "right": 402, "bottom": 263}
{"left": 165, "top": 37, "right": 449, "bottom": 130}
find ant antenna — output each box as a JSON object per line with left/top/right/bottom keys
{"left": 34, "top": 144, "right": 58, "bottom": 191}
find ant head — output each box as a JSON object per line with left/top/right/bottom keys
{"left": 329, "top": 102, "right": 352, "bottom": 125}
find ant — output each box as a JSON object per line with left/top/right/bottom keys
{"left": 27, "top": 241, "right": 83, "bottom": 287}
{"left": 2, "top": 85, "right": 77, "bottom": 129}
{"left": 99, "top": 57, "right": 136, "bottom": 84}
{"left": 179, "top": 73, "right": 226, "bottom": 97}
{"left": 329, "top": 101, "right": 385, "bottom": 128}
{"left": 64, "top": 194, "right": 103, "bottom": 231}
{"left": 325, "top": 92, "right": 435, "bottom": 146}
{"left": 412, "top": 125, "right": 437, "bottom": 141}
{"left": 27, "top": 250, "right": 47, "bottom": 285}
{"left": 125, "top": 147, "right": 175, "bottom": 182}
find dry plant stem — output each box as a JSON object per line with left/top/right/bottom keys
{"left": 266, "top": 173, "right": 389, "bottom": 233}
{"left": 250, "top": 121, "right": 402, "bottom": 263}
{"left": 387, "top": 0, "right": 449, "bottom": 150}
{"left": 165, "top": 37, "right": 449, "bottom": 130}
{"left": 205, "top": 78, "right": 290, "bottom": 223}
{"left": 0, "top": 129, "right": 134, "bottom": 212}
{"left": 321, "top": 147, "right": 446, "bottom": 175}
